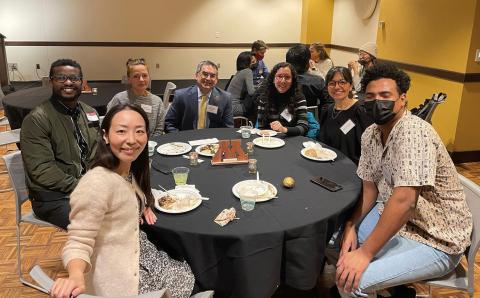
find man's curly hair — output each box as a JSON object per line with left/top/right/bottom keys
{"left": 361, "top": 62, "right": 410, "bottom": 95}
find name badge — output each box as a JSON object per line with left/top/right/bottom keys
{"left": 206, "top": 104, "right": 218, "bottom": 114}
{"left": 86, "top": 112, "right": 99, "bottom": 122}
{"left": 340, "top": 119, "right": 355, "bottom": 135}
{"left": 141, "top": 104, "right": 152, "bottom": 113}
{"left": 280, "top": 108, "right": 292, "bottom": 122}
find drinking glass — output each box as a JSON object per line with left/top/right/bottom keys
{"left": 172, "top": 167, "right": 189, "bottom": 185}
{"left": 148, "top": 141, "right": 157, "bottom": 157}
{"left": 248, "top": 159, "right": 257, "bottom": 174}
{"left": 239, "top": 188, "right": 257, "bottom": 211}
{"left": 240, "top": 126, "right": 252, "bottom": 138}
{"left": 189, "top": 152, "right": 198, "bottom": 166}
{"left": 246, "top": 142, "right": 254, "bottom": 154}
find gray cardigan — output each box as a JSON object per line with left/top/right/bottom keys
{"left": 107, "top": 90, "right": 166, "bottom": 137}
{"left": 226, "top": 68, "right": 255, "bottom": 116}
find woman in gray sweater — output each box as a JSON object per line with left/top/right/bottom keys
{"left": 107, "top": 58, "right": 166, "bottom": 137}
{"left": 226, "top": 51, "right": 256, "bottom": 117}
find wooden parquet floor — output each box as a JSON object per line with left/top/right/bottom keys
{"left": 0, "top": 112, "right": 478, "bottom": 297}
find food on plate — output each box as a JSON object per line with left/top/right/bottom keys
{"left": 256, "top": 137, "right": 280, "bottom": 145}
{"left": 258, "top": 130, "right": 275, "bottom": 136}
{"left": 304, "top": 148, "right": 319, "bottom": 158}
{"left": 158, "top": 195, "right": 176, "bottom": 210}
{"left": 304, "top": 148, "right": 336, "bottom": 160}
{"left": 282, "top": 176, "right": 295, "bottom": 189}
{"left": 158, "top": 142, "right": 190, "bottom": 155}
{"left": 199, "top": 143, "right": 219, "bottom": 155}
{"left": 158, "top": 192, "right": 200, "bottom": 210}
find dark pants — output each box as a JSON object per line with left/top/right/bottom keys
{"left": 30, "top": 191, "right": 70, "bottom": 230}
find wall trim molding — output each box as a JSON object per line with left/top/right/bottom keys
{"left": 5, "top": 41, "right": 480, "bottom": 83}
{"left": 5, "top": 41, "right": 298, "bottom": 48}
{"left": 450, "top": 150, "right": 480, "bottom": 163}
{"left": 324, "top": 43, "right": 480, "bottom": 83}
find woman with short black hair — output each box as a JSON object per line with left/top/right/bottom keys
{"left": 227, "top": 51, "right": 257, "bottom": 117}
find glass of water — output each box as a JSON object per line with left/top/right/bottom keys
{"left": 239, "top": 188, "right": 258, "bottom": 211}
{"left": 240, "top": 126, "right": 252, "bottom": 138}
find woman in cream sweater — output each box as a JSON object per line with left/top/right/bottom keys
{"left": 51, "top": 103, "right": 194, "bottom": 298}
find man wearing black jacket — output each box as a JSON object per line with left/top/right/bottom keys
{"left": 286, "top": 44, "right": 332, "bottom": 112}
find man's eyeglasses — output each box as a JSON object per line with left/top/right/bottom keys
{"left": 50, "top": 74, "right": 83, "bottom": 83}
{"left": 275, "top": 75, "right": 292, "bottom": 82}
{"left": 327, "top": 80, "right": 348, "bottom": 88}
{"left": 200, "top": 71, "right": 217, "bottom": 79}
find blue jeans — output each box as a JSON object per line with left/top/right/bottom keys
{"left": 343, "top": 203, "right": 462, "bottom": 297}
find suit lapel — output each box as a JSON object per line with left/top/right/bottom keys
{"left": 189, "top": 86, "right": 199, "bottom": 129}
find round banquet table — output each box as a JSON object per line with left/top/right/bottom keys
{"left": 145, "top": 128, "right": 361, "bottom": 298}
{"left": 2, "top": 83, "right": 126, "bottom": 129}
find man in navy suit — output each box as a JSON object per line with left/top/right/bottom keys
{"left": 164, "top": 60, "right": 234, "bottom": 132}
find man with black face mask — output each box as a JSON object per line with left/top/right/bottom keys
{"left": 348, "top": 42, "right": 377, "bottom": 97}
{"left": 335, "top": 63, "right": 472, "bottom": 298}
{"left": 20, "top": 59, "right": 99, "bottom": 229}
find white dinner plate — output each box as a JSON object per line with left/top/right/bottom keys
{"left": 156, "top": 142, "right": 192, "bottom": 156}
{"left": 300, "top": 147, "right": 337, "bottom": 162}
{"left": 252, "top": 137, "right": 285, "bottom": 149}
{"left": 232, "top": 180, "right": 278, "bottom": 202}
{"left": 257, "top": 129, "right": 277, "bottom": 137}
{"left": 153, "top": 189, "right": 202, "bottom": 214}
{"left": 195, "top": 143, "right": 220, "bottom": 157}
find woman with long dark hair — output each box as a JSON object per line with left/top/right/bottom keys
{"left": 316, "top": 67, "right": 372, "bottom": 164}
{"left": 257, "top": 62, "right": 308, "bottom": 136}
{"left": 51, "top": 104, "right": 194, "bottom": 298}
{"left": 227, "top": 51, "right": 256, "bottom": 117}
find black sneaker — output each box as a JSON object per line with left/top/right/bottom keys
{"left": 378, "top": 285, "right": 416, "bottom": 298}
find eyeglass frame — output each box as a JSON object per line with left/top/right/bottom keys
{"left": 274, "top": 74, "right": 292, "bottom": 82}
{"left": 199, "top": 71, "right": 217, "bottom": 79}
{"left": 327, "top": 80, "right": 349, "bottom": 88}
{"left": 50, "top": 74, "right": 83, "bottom": 83}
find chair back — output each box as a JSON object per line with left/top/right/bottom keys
{"left": 224, "top": 75, "right": 234, "bottom": 91}
{"left": 3, "top": 151, "right": 29, "bottom": 223}
{"left": 423, "top": 102, "right": 441, "bottom": 124}
{"left": 233, "top": 116, "right": 250, "bottom": 128}
{"left": 307, "top": 105, "right": 319, "bottom": 120}
{"left": 163, "top": 82, "right": 176, "bottom": 110}
{"left": 0, "top": 83, "right": 5, "bottom": 101}
{"left": 458, "top": 174, "right": 480, "bottom": 295}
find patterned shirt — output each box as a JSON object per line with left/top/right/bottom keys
{"left": 357, "top": 112, "right": 472, "bottom": 255}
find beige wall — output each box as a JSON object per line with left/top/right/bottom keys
{"left": 0, "top": 0, "right": 302, "bottom": 80}
{"left": 329, "top": 0, "right": 380, "bottom": 67}
{"left": 378, "top": 0, "right": 480, "bottom": 152}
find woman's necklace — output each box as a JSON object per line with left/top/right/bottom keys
{"left": 123, "top": 172, "right": 133, "bottom": 184}
{"left": 331, "top": 108, "right": 343, "bottom": 120}
{"left": 332, "top": 99, "right": 357, "bottom": 120}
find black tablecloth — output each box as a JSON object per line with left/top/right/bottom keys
{"left": 144, "top": 128, "right": 361, "bottom": 298}
{"left": 2, "top": 83, "right": 126, "bottom": 129}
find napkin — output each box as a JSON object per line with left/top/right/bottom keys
{"left": 175, "top": 185, "right": 209, "bottom": 200}
{"left": 188, "top": 138, "right": 219, "bottom": 146}
{"left": 214, "top": 207, "right": 237, "bottom": 227}
{"left": 236, "top": 128, "right": 259, "bottom": 134}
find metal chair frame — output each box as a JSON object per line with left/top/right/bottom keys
{"left": 3, "top": 151, "right": 62, "bottom": 294}
{"left": 419, "top": 174, "right": 480, "bottom": 297}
